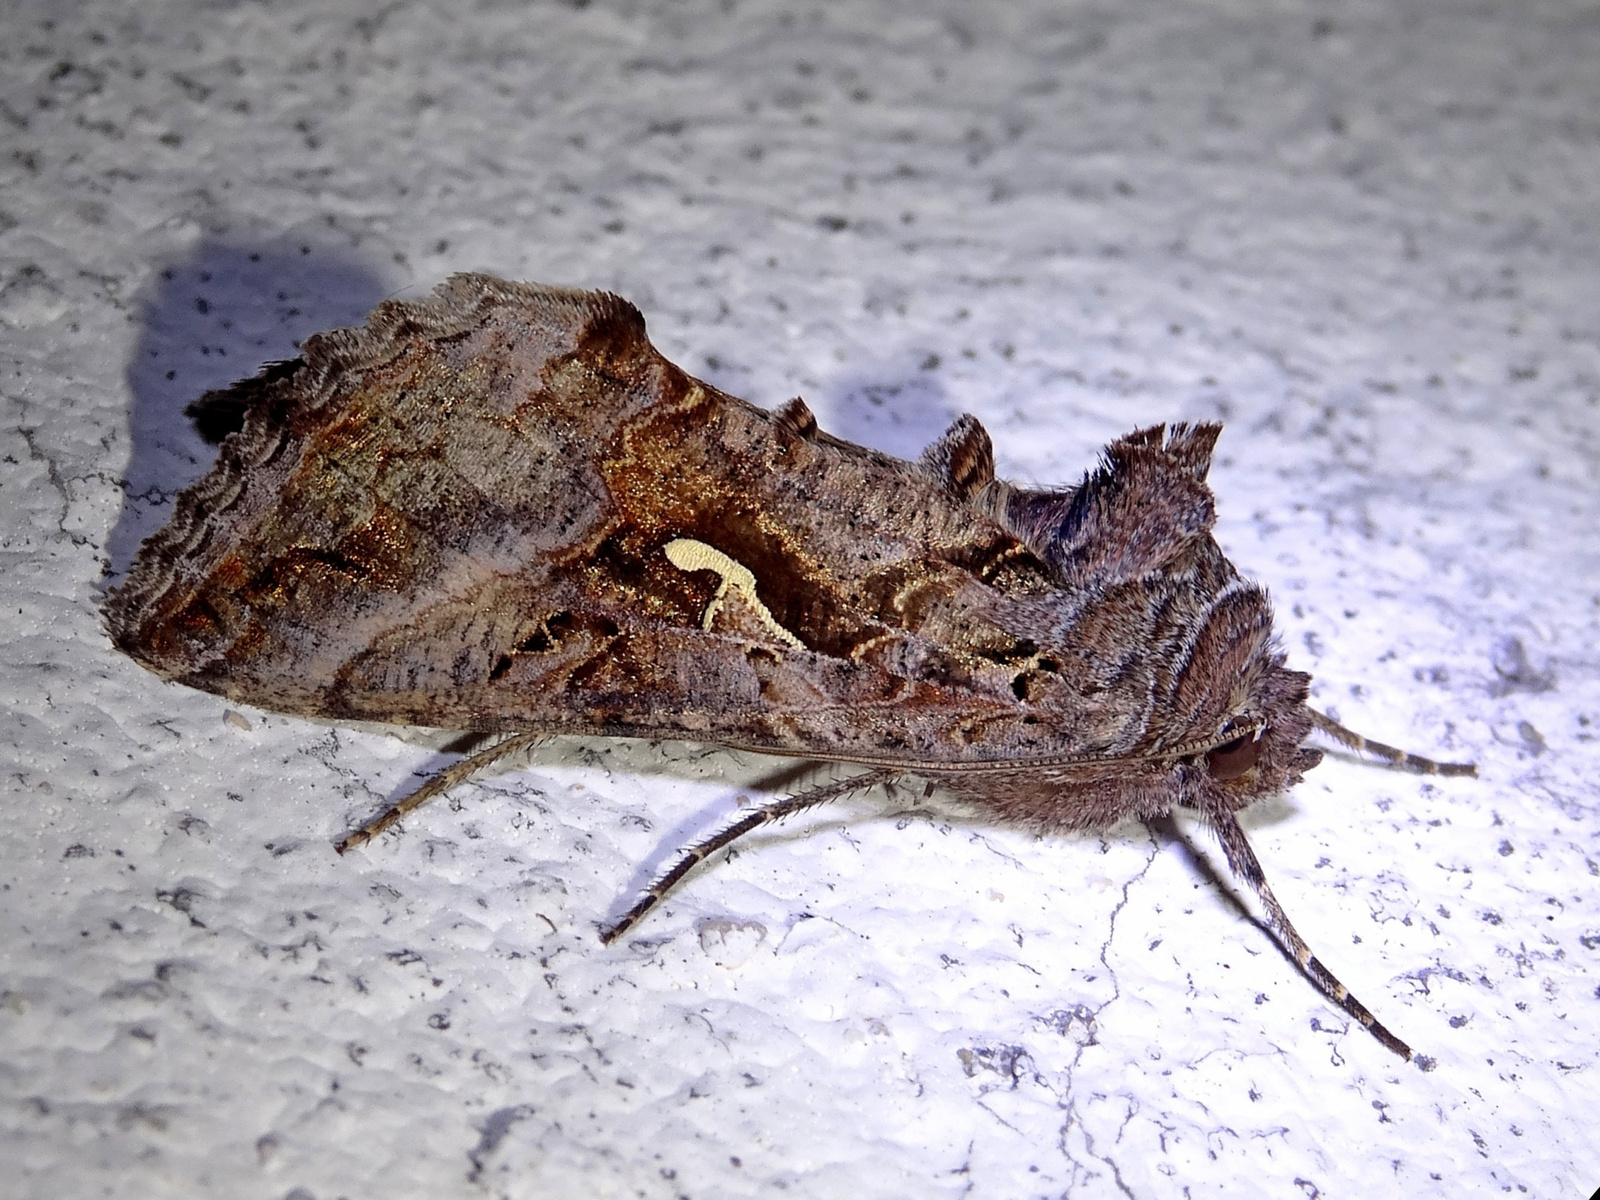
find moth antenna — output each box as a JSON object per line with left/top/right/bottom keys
{"left": 1307, "top": 708, "right": 1476, "bottom": 777}
{"left": 335, "top": 732, "right": 545, "bottom": 854}
{"left": 599, "top": 768, "right": 899, "bottom": 945}
{"left": 1207, "top": 805, "right": 1414, "bottom": 1060}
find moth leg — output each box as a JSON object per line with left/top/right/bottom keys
{"left": 1206, "top": 805, "right": 1414, "bottom": 1060}
{"left": 599, "top": 768, "right": 899, "bottom": 945}
{"left": 1308, "top": 708, "right": 1476, "bottom": 777}
{"left": 335, "top": 732, "right": 545, "bottom": 854}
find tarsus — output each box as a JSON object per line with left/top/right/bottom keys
{"left": 335, "top": 733, "right": 545, "bottom": 854}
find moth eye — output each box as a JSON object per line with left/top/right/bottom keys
{"left": 1206, "top": 730, "right": 1263, "bottom": 781}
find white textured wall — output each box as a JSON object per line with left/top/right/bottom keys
{"left": 2, "top": 1, "right": 1597, "bottom": 1196}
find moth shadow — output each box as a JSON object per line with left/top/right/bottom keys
{"left": 1148, "top": 799, "right": 1300, "bottom": 950}
{"left": 366, "top": 734, "right": 854, "bottom": 929}
{"left": 1149, "top": 811, "right": 1258, "bottom": 919}
{"left": 816, "top": 362, "right": 959, "bottom": 462}
{"left": 104, "top": 238, "right": 393, "bottom": 582}
{"left": 595, "top": 757, "right": 832, "bottom": 932}
{"left": 588, "top": 761, "right": 1045, "bottom": 934}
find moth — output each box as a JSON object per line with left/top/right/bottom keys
{"left": 106, "top": 274, "right": 1473, "bottom": 1059}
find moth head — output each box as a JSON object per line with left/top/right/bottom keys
{"left": 1190, "top": 652, "right": 1323, "bottom": 809}
{"left": 1150, "top": 566, "right": 1323, "bottom": 809}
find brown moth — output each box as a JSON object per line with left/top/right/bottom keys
{"left": 105, "top": 274, "right": 1473, "bottom": 1059}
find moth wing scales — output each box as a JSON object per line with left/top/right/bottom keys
{"left": 110, "top": 275, "right": 1106, "bottom": 765}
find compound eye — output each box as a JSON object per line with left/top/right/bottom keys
{"left": 1206, "top": 730, "right": 1263, "bottom": 781}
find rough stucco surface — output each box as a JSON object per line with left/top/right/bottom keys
{"left": 2, "top": 1, "right": 1597, "bottom": 1196}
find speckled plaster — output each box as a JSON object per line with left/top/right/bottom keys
{"left": 2, "top": 1, "right": 1598, "bottom": 1197}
